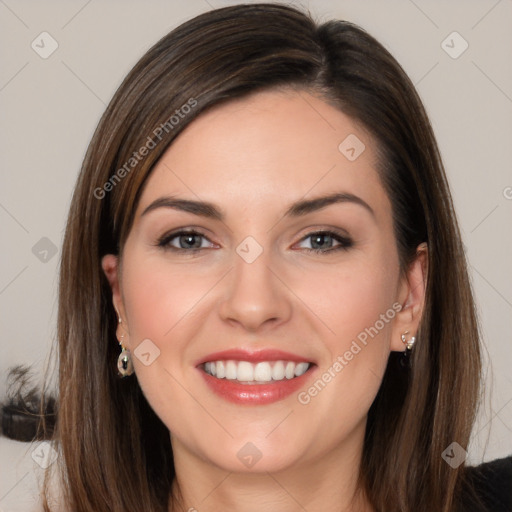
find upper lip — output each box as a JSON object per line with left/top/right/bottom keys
{"left": 195, "top": 348, "right": 314, "bottom": 366}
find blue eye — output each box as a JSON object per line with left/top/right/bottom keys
{"left": 297, "top": 231, "right": 353, "bottom": 253}
{"left": 156, "top": 229, "right": 353, "bottom": 254}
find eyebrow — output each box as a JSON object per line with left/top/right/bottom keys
{"left": 140, "top": 192, "right": 375, "bottom": 221}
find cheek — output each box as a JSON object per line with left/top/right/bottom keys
{"left": 118, "top": 251, "right": 215, "bottom": 434}
{"left": 121, "top": 252, "right": 215, "bottom": 350}
{"left": 297, "top": 252, "right": 399, "bottom": 352}
{"left": 292, "top": 250, "right": 399, "bottom": 427}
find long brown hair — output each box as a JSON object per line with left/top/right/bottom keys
{"left": 43, "top": 4, "right": 481, "bottom": 511}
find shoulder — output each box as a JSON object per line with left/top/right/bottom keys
{"left": 458, "top": 455, "right": 512, "bottom": 511}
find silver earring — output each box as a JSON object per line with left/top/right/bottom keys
{"left": 401, "top": 330, "right": 416, "bottom": 351}
{"left": 117, "top": 324, "right": 134, "bottom": 377}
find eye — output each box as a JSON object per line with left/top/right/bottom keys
{"left": 296, "top": 230, "right": 353, "bottom": 253}
{"left": 156, "top": 229, "right": 215, "bottom": 252}
{"left": 155, "top": 229, "right": 353, "bottom": 254}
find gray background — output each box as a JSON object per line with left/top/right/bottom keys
{"left": 1, "top": 0, "right": 511, "bottom": 475}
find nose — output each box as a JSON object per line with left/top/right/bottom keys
{"left": 218, "top": 244, "right": 293, "bottom": 333}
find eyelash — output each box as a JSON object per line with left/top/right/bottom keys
{"left": 155, "top": 229, "right": 353, "bottom": 254}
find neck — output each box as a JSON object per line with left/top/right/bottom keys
{"left": 168, "top": 424, "right": 374, "bottom": 512}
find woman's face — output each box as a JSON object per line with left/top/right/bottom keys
{"left": 103, "top": 88, "right": 425, "bottom": 474}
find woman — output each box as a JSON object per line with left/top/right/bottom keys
{"left": 41, "top": 3, "right": 511, "bottom": 511}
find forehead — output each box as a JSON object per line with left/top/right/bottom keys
{"left": 135, "top": 88, "right": 388, "bottom": 220}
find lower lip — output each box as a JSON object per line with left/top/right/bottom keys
{"left": 198, "top": 366, "right": 315, "bottom": 405}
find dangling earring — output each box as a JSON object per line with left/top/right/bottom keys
{"left": 117, "top": 317, "right": 134, "bottom": 377}
{"left": 400, "top": 330, "right": 416, "bottom": 368}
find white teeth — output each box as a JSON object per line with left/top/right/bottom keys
{"left": 216, "top": 361, "right": 225, "bottom": 378}
{"left": 272, "top": 361, "right": 285, "bottom": 380}
{"left": 285, "top": 361, "right": 295, "bottom": 379}
{"left": 254, "top": 362, "right": 272, "bottom": 382}
{"left": 226, "top": 360, "right": 237, "bottom": 380}
{"left": 237, "top": 361, "right": 254, "bottom": 381}
{"left": 203, "top": 360, "right": 311, "bottom": 382}
{"left": 294, "top": 362, "right": 309, "bottom": 377}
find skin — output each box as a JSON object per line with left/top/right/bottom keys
{"left": 102, "top": 88, "right": 427, "bottom": 512}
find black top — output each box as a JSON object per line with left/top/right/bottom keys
{"left": 459, "top": 455, "right": 512, "bottom": 511}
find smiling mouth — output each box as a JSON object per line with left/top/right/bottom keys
{"left": 202, "top": 360, "right": 312, "bottom": 384}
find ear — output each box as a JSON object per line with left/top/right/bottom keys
{"left": 101, "top": 254, "right": 129, "bottom": 345}
{"left": 390, "top": 243, "right": 428, "bottom": 352}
